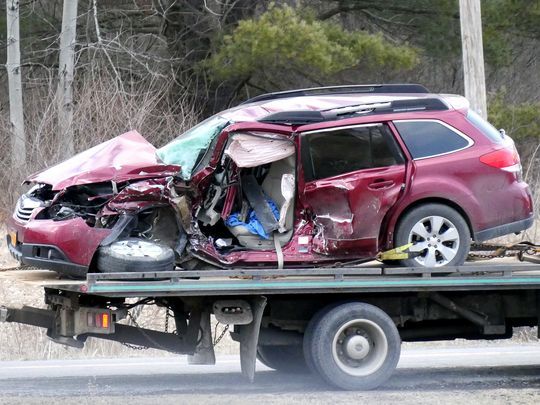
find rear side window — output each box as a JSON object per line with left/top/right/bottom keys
{"left": 394, "top": 120, "right": 472, "bottom": 159}
{"left": 302, "top": 124, "right": 404, "bottom": 181}
{"left": 466, "top": 110, "right": 504, "bottom": 143}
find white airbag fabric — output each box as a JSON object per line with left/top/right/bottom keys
{"left": 225, "top": 134, "right": 295, "bottom": 168}
{"left": 279, "top": 174, "right": 295, "bottom": 233}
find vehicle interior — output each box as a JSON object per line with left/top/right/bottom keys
{"left": 196, "top": 133, "right": 296, "bottom": 252}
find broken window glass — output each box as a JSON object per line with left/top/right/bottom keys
{"left": 157, "top": 116, "right": 229, "bottom": 180}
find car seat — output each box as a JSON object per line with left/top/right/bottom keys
{"left": 227, "top": 156, "right": 295, "bottom": 249}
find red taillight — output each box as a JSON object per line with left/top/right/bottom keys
{"left": 102, "top": 313, "right": 110, "bottom": 329}
{"left": 480, "top": 147, "right": 520, "bottom": 169}
{"left": 87, "top": 311, "right": 110, "bottom": 329}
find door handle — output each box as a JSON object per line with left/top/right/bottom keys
{"left": 368, "top": 179, "right": 394, "bottom": 190}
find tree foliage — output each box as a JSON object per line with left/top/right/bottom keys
{"left": 206, "top": 5, "right": 418, "bottom": 86}
{"left": 1, "top": 0, "right": 538, "bottom": 113}
{"left": 317, "top": 0, "right": 540, "bottom": 67}
{"left": 489, "top": 94, "right": 540, "bottom": 141}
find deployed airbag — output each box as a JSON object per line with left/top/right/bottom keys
{"left": 225, "top": 134, "right": 295, "bottom": 168}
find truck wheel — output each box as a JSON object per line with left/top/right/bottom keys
{"left": 395, "top": 203, "right": 470, "bottom": 267}
{"left": 97, "top": 238, "right": 175, "bottom": 273}
{"left": 257, "top": 345, "right": 307, "bottom": 373}
{"left": 304, "top": 302, "right": 400, "bottom": 390}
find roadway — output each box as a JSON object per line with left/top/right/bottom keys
{"left": 1, "top": 344, "right": 540, "bottom": 404}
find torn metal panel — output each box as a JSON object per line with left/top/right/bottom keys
{"left": 106, "top": 179, "right": 170, "bottom": 213}
{"left": 172, "top": 195, "right": 194, "bottom": 234}
{"left": 303, "top": 166, "right": 406, "bottom": 256}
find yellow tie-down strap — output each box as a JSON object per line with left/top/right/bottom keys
{"left": 377, "top": 243, "right": 414, "bottom": 261}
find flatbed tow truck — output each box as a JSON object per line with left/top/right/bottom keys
{"left": 2, "top": 244, "right": 540, "bottom": 390}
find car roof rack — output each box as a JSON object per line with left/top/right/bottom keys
{"left": 241, "top": 84, "right": 430, "bottom": 105}
{"left": 259, "top": 97, "right": 448, "bottom": 125}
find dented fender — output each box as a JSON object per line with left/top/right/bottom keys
{"left": 105, "top": 178, "right": 172, "bottom": 213}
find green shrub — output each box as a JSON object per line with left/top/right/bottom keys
{"left": 488, "top": 95, "right": 540, "bottom": 142}
{"left": 206, "top": 4, "right": 418, "bottom": 82}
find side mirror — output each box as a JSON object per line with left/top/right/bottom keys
{"left": 499, "top": 128, "right": 506, "bottom": 139}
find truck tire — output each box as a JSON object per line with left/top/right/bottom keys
{"left": 395, "top": 203, "right": 471, "bottom": 268}
{"left": 257, "top": 345, "right": 307, "bottom": 373}
{"left": 97, "top": 238, "right": 175, "bottom": 273}
{"left": 304, "top": 302, "right": 400, "bottom": 390}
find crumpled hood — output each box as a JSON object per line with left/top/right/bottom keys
{"left": 27, "top": 130, "right": 180, "bottom": 190}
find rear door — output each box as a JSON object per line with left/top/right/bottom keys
{"left": 300, "top": 123, "right": 406, "bottom": 257}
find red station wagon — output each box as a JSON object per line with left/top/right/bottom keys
{"left": 6, "top": 84, "right": 534, "bottom": 278}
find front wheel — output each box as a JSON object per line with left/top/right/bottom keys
{"left": 97, "top": 238, "right": 175, "bottom": 273}
{"left": 395, "top": 203, "right": 471, "bottom": 267}
{"left": 304, "top": 302, "right": 401, "bottom": 390}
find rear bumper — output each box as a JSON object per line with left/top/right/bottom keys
{"left": 474, "top": 215, "right": 535, "bottom": 242}
{"left": 6, "top": 236, "right": 88, "bottom": 278}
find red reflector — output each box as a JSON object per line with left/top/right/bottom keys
{"left": 480, "top": 147, "right": 519, "bottom": 168}
{"left": 95, "top": 313, "right": 101, "bottom": 328}
{"left": 102, "top": 313, "right": 109, "bottom": 329}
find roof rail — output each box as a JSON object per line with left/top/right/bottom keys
{"left": 259, "top": 97, "right": 448, "bottom": 125}
{"left": 241, "top": 84, "right": 430, "bottom": 105}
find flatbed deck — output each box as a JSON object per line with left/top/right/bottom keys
{"left": 4, "top": 261, "right": 534, "bottom": 297}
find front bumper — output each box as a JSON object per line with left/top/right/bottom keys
{"left": 6, "top": 235, "right": 89, "bottom": 278}
{"left": 7, "top": 216, "right": 112, "bottom": 279}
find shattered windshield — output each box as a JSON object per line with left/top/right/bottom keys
{"left": 157, "top": 115, "right": 229, "bottom": 180}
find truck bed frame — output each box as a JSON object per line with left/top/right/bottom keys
{"left": 2, "top": 260, "right": 540, "bottom": 390}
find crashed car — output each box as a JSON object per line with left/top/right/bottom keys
{"left": 6, "top": 84, "right": 534, "bottom": 278}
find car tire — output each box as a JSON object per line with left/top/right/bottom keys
{"left": 257, "top": 345, "right": 308, "bottom": 373}
{"left": 395, "top": 203, "right": 470, "bottom": 268}
{"left": 97, "top": 238, "right": 175, "bottom": 273}
{"left": 304, "top": 302, "right": 401, "bottom": 390}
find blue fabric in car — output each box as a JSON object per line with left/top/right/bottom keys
{"left": 225, "top": 198, "right": 280, "bottom": 239}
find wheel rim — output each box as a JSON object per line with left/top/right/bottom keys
{"left": 331, "top": 319, "right": 388, "bottom": 377}
{"left": 407, "top": 215, "right": 460, "bottom": 267}
{"left": 109, "top": 239, "right": 165, "bottom": 258}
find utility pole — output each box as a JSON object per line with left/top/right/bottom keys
{"left": 6, "top": 0, "right": 26, "bottom": 168}
{"left": 459, "top": 0, "right": 487, "bottom": 118}
{"left": 57, "top": 0, "right": 78, "bottom": 157}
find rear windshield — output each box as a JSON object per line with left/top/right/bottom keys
{"left": 466, "top": 110, "right": 504, "bottom": 143}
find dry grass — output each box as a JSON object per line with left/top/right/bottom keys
{"left": 521, "top": 143, "right": 540, "bottom": 241}
{"left": 0, "top": 68, "right": 200, "bottom": 214}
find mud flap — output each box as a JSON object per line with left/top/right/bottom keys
{"left": 238, "top": 296, "right": 267, "bottom": 382}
